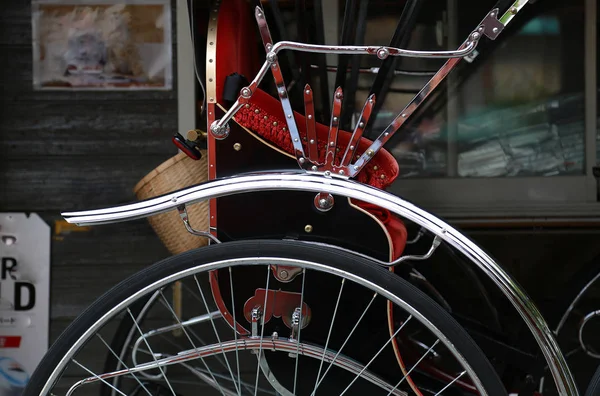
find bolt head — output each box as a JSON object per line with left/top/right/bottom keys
{"left": 241, "top": 87, "right": 251, "bottom": 98}
{"left": 266, "top": 52, "right": 277, "bottom": 63}
{"left": 377, "top": 48, "right": 389, "bottom": 59}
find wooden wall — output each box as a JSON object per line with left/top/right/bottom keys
{"left": 0, "top": 0, "right": 177, "bottom": 346}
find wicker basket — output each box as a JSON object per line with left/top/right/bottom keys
{"left": 134, "top": 150, "right": 210, "bottom": 255}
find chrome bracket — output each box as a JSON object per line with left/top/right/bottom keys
{"left": 480, "top": 9, "right": 505, "bottom": 40}
{"left": 177, "top": 205, "right": 221, "bottom": 244}
{"left": 392, "top": 235, "right": 442, "bottom": 265}
{"left": 250, "top": 306, "right": 262, "bottom": 339}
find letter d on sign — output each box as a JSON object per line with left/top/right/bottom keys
{"left": 15, "top": 282, "right": 36, "bottom": 311}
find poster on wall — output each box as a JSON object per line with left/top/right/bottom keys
{"left": 31, "top": 0, "right": 172, "bottom": 90}
{"left": 0, "top": 213, "right": 50, "bottom": 395}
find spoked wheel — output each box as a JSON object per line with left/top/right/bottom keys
{"left": 540, "top": 255, "right": 600, "bottom": 395}
{"left": 25, "top": 240, "right": 505, "bottom": 395}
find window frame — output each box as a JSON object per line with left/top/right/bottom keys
{"left": 388, "top": 0, "right": 598, "bottom": 220}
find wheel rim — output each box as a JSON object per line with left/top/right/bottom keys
{"left": 39, "top": 255, "right": 493, "bottom": 395}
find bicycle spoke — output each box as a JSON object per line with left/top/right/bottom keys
{"left": 339, "top": 315, "right": 413, "bottom": 396}
{"left": 127, "top": 307, "right": 206, "bottom": 396}
{"left": 96, "top": 333, "right": 154, "bottom": 396}
{"left": 293, "top": 268, "right": 307, "bottom": 394}
{"left": 71, "top": 359, "right": 128, "bottom": 396}
{"left": 157, "top": 290, "right": 228, "bottom": 394}
{"left": 191, "top": 276, "right": 242, "bottom": 395}
{"left": 229, "top": 267, "right": 243, "bottom": 395}
{"left": 254, "top": 265, "right": 272, "bottom": 396}
{"left": 434, "top": 370, "right": 466, "bottom": 395}
{"left": 311, "top": 293, "right": 378, "bottom": 395}
{"left": 386, "top": 339, "right": 440, "bottom": 395}
{"left": 313, "top": 278, "right": 345, "bottom": 390}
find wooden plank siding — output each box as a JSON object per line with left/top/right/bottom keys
{"left": 0, "top": 0, "right": 177, "bottom": 359}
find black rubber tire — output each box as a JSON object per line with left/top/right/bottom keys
{"left": 585, "top": 364, "right": 600, "bottom": 396}
{"left": 24, "top": 240, "right": 507, "bottom": 395}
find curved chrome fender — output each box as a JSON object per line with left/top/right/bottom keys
{"left": 62, "top": 171, "right": 578, "bottom": 395}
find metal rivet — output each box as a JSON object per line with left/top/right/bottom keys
{"left": 358, "top": 122, "right": 364, "bottom": 128}
{"left": 324, "top": 171, "right": 331, "bottom": 177}
{"left": 299, "top": 157, "right": 305, "bottom": 164}
{"left": 369, "top": 98, "right": 374, "bottom": 104}
{"left": 209, "top": 78, "right": 213, "bottom": 82}
{"left": 510, "top": 6, "right": 518, "bottom": 14}
{"left": 266, "top": 43, "right": 273, "bottom": 51}
{"left": 209, "top": 97, "right": 214, "bottom": 102}
{"left": 171, "top": 197, "right": 177, "bottom": 202}
{"left": 384, "top": 132, "right": 389, "bottom": 137}
{"left": 490, "top": 12, "right": 496, "bottom": 17}
{"left": 367, "top": 150, "right": 374, "bottom": 157}
{"left": 311, "top": 165, "right": 317, "bottom": 171}
{"left": 294, "top": 138, "right": 298, "bottom": 142}
{"left": 308, "top": 115, "right": 312, "bottom": 119}
{"left": 471, "top": 31, "right": 480, "bottom": 40}
{"left": 255, "top": 109, "right": 260, "bottom": 114}
{"left": 273, "top": 121, "right": 278, "bottom": 126}
{"left": 309, "top": 139, "right": 315, "bottom": 144}
{"left": 333, "top": 117, "right": 338, "bottom": 122}
{"left": 245, "top": 104, "right": 250, "bottom": 108}
{"left": 335, "top": 91, "right": 343, "bottom": 99}
{"left": 373, "top": 166, "right": 378, "bottom": 171}
{"left": 287, "top": 114, "right": 292, "bottom": 119}
{"left": 354, "top": 165, "right": 359, "bottom": 170}
{"left": 282, "top": 127, "right": 287, "bottom": 131}
{"left": 339, "top": 170, "right": 345, "bottom": 175}
{"left": 402, "top": 113, "right": 407, "bottom": 118}
{"left": 209, "top": 42, "right": 214, "bottom": 45}
{"left": 305, "top": 89, "right": 310, "bottom": 95}
{"left": 257, "top": 12, "right": 262, "bottom": 17}
{"left": 209, "top": 59, "right": 213, "bottom": 63}
{"left": 380, "top": 174, "right": 385, "bottom": 179}
{"left": 304, "top": 225, "right": 313, "bottom": 233}
{"left": 233, "top": 143, "right": 242, "bottom": 151}
{"left": 329, "top": 141, "right": 335, "bottom": 146}
{"left": 349, "top": 145, "right": 354, "bottom": 150}
{"left": 263, "top": 116, "right": 268, "bottom": 120}
{"left": 492, "top": 27, "right": 499, "bottom": 34}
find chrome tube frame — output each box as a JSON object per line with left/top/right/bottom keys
{"left": 63, "top": 171, "right": 578, "bottom": 395}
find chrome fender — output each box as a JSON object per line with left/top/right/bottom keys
{"left": 63, "top": 171, "right": 578, "bottom": 395}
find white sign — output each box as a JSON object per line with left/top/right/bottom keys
{"left": 0, "top": 213, "right": 50, "bottom": 396}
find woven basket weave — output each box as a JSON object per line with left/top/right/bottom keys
{"left": 134, "top": 150, "right": 210, "bottom": 255}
